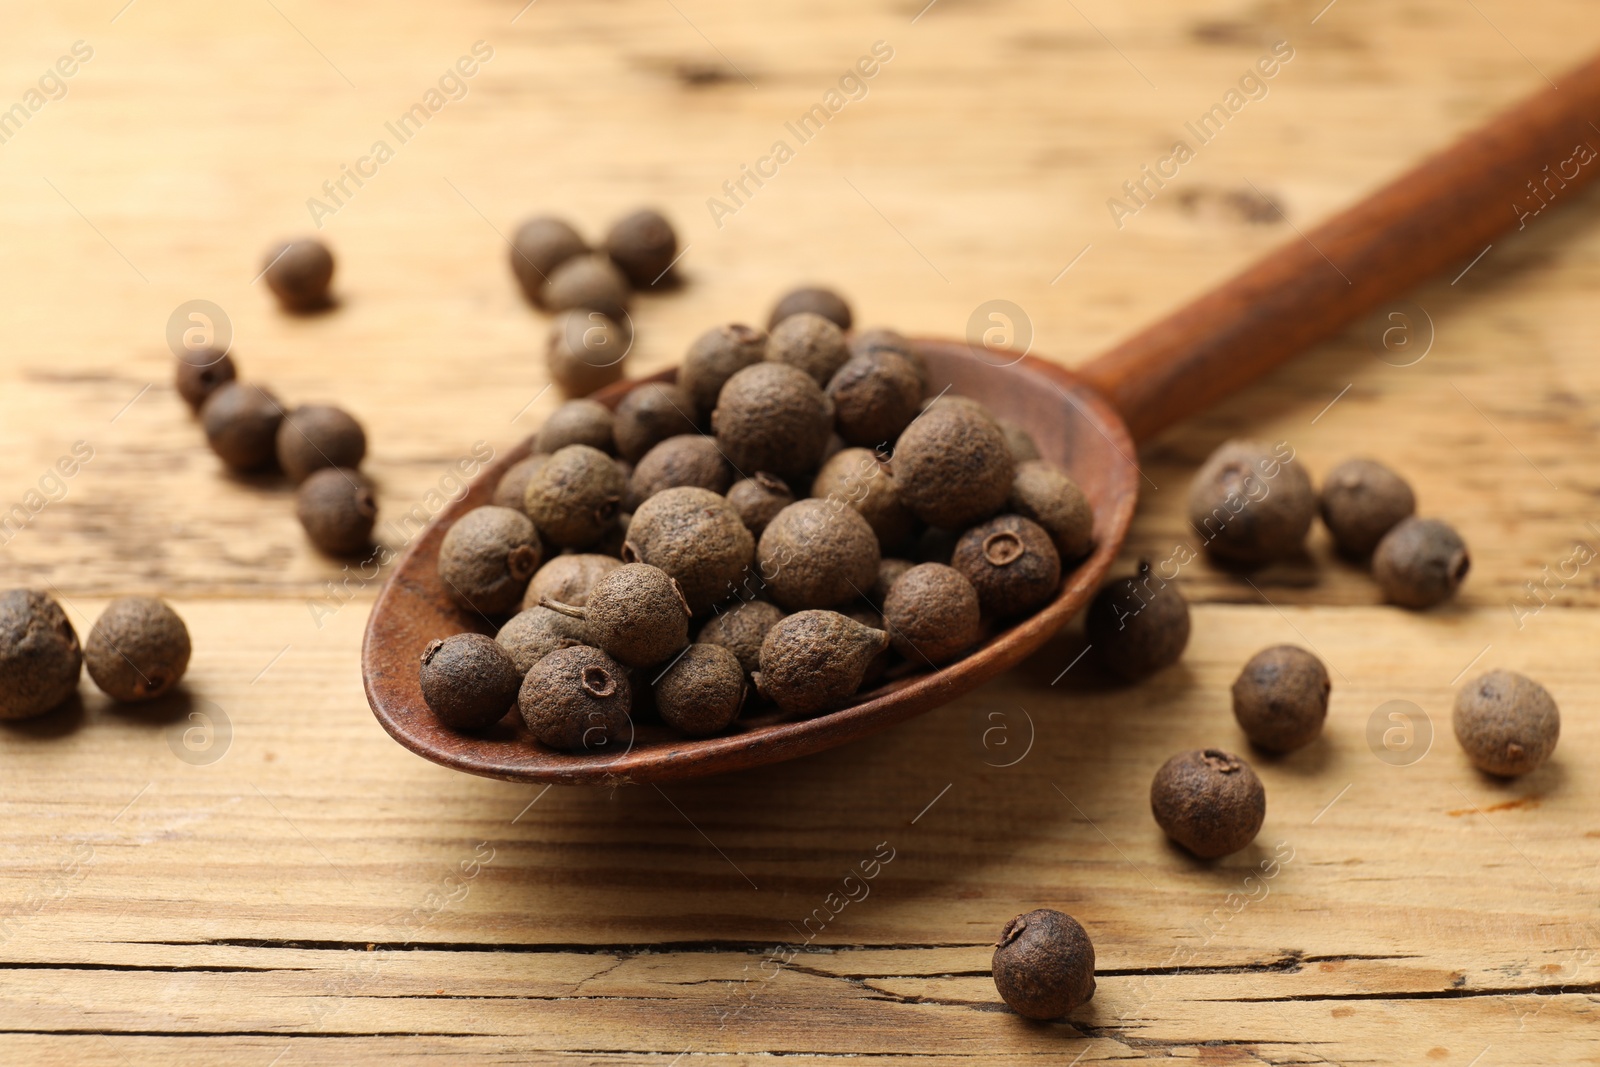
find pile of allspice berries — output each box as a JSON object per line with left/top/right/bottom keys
{"left": 419, "top": 285, "right": 1098, "bottom": 750}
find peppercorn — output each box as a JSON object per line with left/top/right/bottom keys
{"left": 758, "top": 499, "right": 881, "bottom": 611}
{"left": 1231, "top": 645, "right": 1330, "bottom": 752}
{"left": 296, "top": 468, "right": 378, "bottom": 555}
{"left": 697, "top": 599, "right": 784, "bottom": 676}
{"left": 1319, "top": 457, "right": 1416, "bottom": 557}
{"left": 510, "top": 215, "right": 588, "bottom": 306}
{"left": 1187, "top": 440, "right": 1315, "bottom": 566}
{"left": 518, "top": 645, "right": 633, "bottom": 753}
{"left": 626, "top": 435, "right": 732, "bottom": 511}
{"left": 893, "top": 402, "right": 1014, "bottom": 529}
{"left": 524, "top": 444, "right": 626, "bottom": 549}
{"left": 681, "top": 324, "right": 767, "bottom": 422}
{"left": 952, "top": 515, "right": 1060, "bottom": 619}
{"left": 755, "top": 609, "right": 887, "bottom": 716}
{"left": 810, "top": 448, "right": 916, "bottom": 553}
{"left": 992, "top": 909, "right": 1096, "bottom": 1020}
{"left": 1008, "top": 461, "right": 1094, "bottom": 561}
{"left": 523, "top": 553, "right": 622, "bottom": 612}
{"left": 1085, "top": 563, "right": 1190, "bottom": 681}
{"left": 83, "top": 596, "right": 190, "bottom": 703}
{"left": 202, "top": 382, "right": 285, "bottom": 473}
{"left": 1453, "top": 669, "right": 1559, "bottom": 776}
{"left": 883, "top": 563, "right": 981, "bottom": 665}
{"left": 624, "top": 487, "right": 754, "bottom": 616}
{"left": 1150, "top": 749, "right": 1266, "bottom": 858}
{"left": 712, "top": 362, "right": 833, "bottom": 485}
{"left": 545, "top": 563, "right": 690, "bottom": 669}
{"left": 726, "top": 473, "right": 794, "bottom": 538}
{"left": 0, "top": 589, "right": 82, "bottom": 720}
{"left": 494, "top": 454, "right": 549, "bottom": 514}
{"left": 262, "top": 238, "right": 334, "bottom": 313}
{"left": 546, "top": 310, "right": 630, "bottom": 397}
{"left": 769, "top": 286, "right": 852, "bottom": 330}
{"left": 175, "top": 348, "right": 236, "bottom": 412}
{"left": 495, "top": 605, "right": 589, "bottom": 675}
{"left": 827, "top": 353, "right": 921, "bottom": 448}
{"left": 614, "top": 383, "right": 699, "bottom": 463}
{"left": 767, "top": 312, "right": 851, "bottom": 387}
{"left": 1373, "top": 517, "right": 1470, "bottom": 609}
{"left": 655, "top": 643, "right": 745, "bottom": 736}
{"left": 544, "top": 253, "right": 630, "bottom": 323}
{"left": 438, "top": 505, "right": 542, "bottom": 616}
{"left": 276, "top": 404, "right": 366, "bottom": 484}
{"left": 604, "top": 208, "right": 678, "bottom": 288}
{"left": 420, "top": 633, "right": 521, "bottom": 730}
{"left": 537, "top": 399, "right": 616, "bottom": 455}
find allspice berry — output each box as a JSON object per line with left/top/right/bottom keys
{"left": 697, "top": 599, "right": 784, "bottom": 676}
{"left": 548, "top": 563, "right": 690, "bottom": 669}
{"left": 755, "top": 609, "right": 888, "bottom": 716}
{"left": 992, "top": 909, "right": 1096, "bottom": 1020}
{"left": 523, "top": 554, "right": 621, "bottom": 612}
{"left": 998, "top": 420, "right": 1041, "bottom": 464}
{"left": 850, "top": 328, "right": 926, "bottom": 391}
{"left": 296, "top": 468, "right": 377, "bottom": 555}
{"left": 827, "top": 352, "right": 922, "bottom": 447}
{"left": 614, "top": 383, "right": 698, "bottom": 463}
{"left": 767, "top": 312, "right": 851, "bottom": 387}
{"left": 519, "top": 645, "right": 633, "bottom": 753}
{"left": 546, "top": 310, "right": 629, "bottom": 397}
{"left": 1373, "top": 517, "right": 1470, "bottom": 609}
{"left": 1453, "top": 669, "right": 1559, "bottom": 776}
{"left": 262, "top": 237, "right": 334, "bottom": 312}
{"left": 758, "top": 499, "right": 881, "bottom": 611}
{"left": 543, "top": 253, "right": 630, "bottom": 323}
{"left": 175, "top": 349, "right": 236, "bottom": 412}
{"left": 438, "top": 505, "right": 543, "bottom": 616}
{"left": 952, "top": 515, "right": 1061, "bottom": 619}
{"left": 626, "top": 435, "right": 732, "bottom": 510}
{"left": 870, "top": 558, "right": 914, "bottom": 609}
{"left": 495, "top": 605, "right": 589, "bottom": 675}
{"left": 1319, "top": 458, "right": 1416, "bottom": 557}
{"left": 624, "top": 487, "right": 754, "bottom": 616}
{"left": 1008, "top": 461, "right": 1094, "bottom": 560}
{"left": 494, "top": 454, "right": 549, "bottom": 514}
{"left": 712, "top": 362, "right": 833, "bottom": 485}
{"left": 843, "top": 606, "right": 891, "bottom": 687}
{"left": 510, "top": 215, "right": 587, "bottom": 305}
{"left": 769, "top": 286, "right": 852, "bottom": 331}
{"left": 524, "top": 445, "right": 626, "bottom": 549}
{"left": 1231, "top": 645, "right": 1330, "bottom": 752}
{"left": 883, "top": 563, "right": 981, "bottom": 665}
{"left": 84, "top": 596, "right": 190, "bottom": 703}
{"left": 655, "top": 643, "right": 745, "bottom": 736}
{"left": 537, "top": 398, "right": 615, "bottom": 455}
{"left": 726, "top": 473, "right": 794, "bottom": 538}
{"left": 681, "top": 324, "right": 766, "bottom": 422}
{"left": 420, "top": 633, "right": 520, "bottom": 730}
{"left": 0, "top": 590, "right": 82, "bottom": 720}
{"left": 604, "top": 208, "right": 678, "bottom": 288}
{"left": 1187, "top": 440, "right": 1315, "bottom": 566}
{"left": 202, "top": 382, "right": 284, "bottom": 473}
{"left": 1085, "top": 563, "right": 1190, "bottom": 681}
{"left": 810, "top": 449, "right": 916, "bottom": 552}
{"left": 1150, "top": 749, "right": 1266, "bottom": 859}
{"left": 276, "top": 404, "right": 366, "bottom": 484}
{"left": 893, "top": 403, "right": 1014, "bottom": 529}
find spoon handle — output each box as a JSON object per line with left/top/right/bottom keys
{"left": 1079, "top": 50, "right": 1600, "bottom": 444}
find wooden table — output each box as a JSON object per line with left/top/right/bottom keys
{"left": 3, "top": 0, "right": 1598, "bottom": 1062}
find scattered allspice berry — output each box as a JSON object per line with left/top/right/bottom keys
{"left": 537, "top": 398, "right": 616, "bottom": 455}
{"left": 84, "top": 596, "right": 191, "bottom": 703}
{"left": 276, "top": 404, "right": 366, "bottom": 484}
{"left": 262, "top": 237, "right": 335, "bottom": 313}
{"left": 495, "top": 606, "right": 589, "bottom": 675}
{"left": 1187, "top": 440, "right": 1314, "bottom": 566}
{"left": 654, "top": 643, "right": 745, "bottom": 736}
{"left": 1085, "top": 563, "right": 1191, "bottom": 681}
{"left": 438, "top": 505, "right": 543, "bottom": 615}
{"left": 1319, "top": 457, "right": 1416, "bottom": 557}
{"left": 546, "top": 310, "right": 629, "bottom": 397}
{"left": 883, "top": 563, "right": 981, "bottom": 665}
{"left": 0, "top": 590, "right": 82, "bottom": 720}
{"left": 826, "top": 352, "right": 922, "bottom": 447}
{"left": 626, "top": 435, "right": 732, "bottom": 510}
{"left": 726, "top": 473, "right": 794, "bottom": 538}
{"left": 712, "top": 362, "right": 833, "bottom": 485}
{"left": 545, "top": 563, "right": 689, "bottom": 669}
{"left": 296, "top": 468, "right": 378, "bottom": 556}
{"left": 510, "top": 215, "right": 587, "bottom": 306}
{"left": 951, "top": 515, "right": 1061, "bottom": 619}
{"left": 1008, "top": 461, "right": 1094, "bottom": 561}
{"left": 769, "top": 286, "right": 852, "bottom": 331}
{"left": 1231, "top": 645, "right": 1330, "bottom": 752}
{"left": 522, "top": 554, "right": 621, "bottom": 612}
{"left": 697, "top": 599, "right": 785, "bottom": 677}
{"left": 1453, "top": 669, "right": 1559, "bottom": 776}
{"left": 755, "top": 609, "right": 887, "bottom": 716}
{"left": 1373, "top": 517, "right": 1470, "bottom": 609}
{"left": 624, "top": 487, "right": 753, "bottom": 616}
{"left": 518, "top": 645, "right": 633, "bottom": 753}
{"left": 420, "top": 633, "right": 520, "bottom": 730}
{"left": 202, "top": 382, "right": 285, "bottom": 473}
{"left": 614, "top": 383, "right": 698, "bottom": 463}
{"left": 1150, "top": 748, "right": 1266, "bottom": 859}
{"left": 680, "top": 323, "right": 766, "bottom": 422}
{"left": 604, "top": 208, "right": 678, "bottom": 288}
{"left": 893, "top": 402, "right": 1014, "bottom": 530}
{"left": 766, "top": 311, "right": 851, "bottom": 388}
{"left": 811, "top": 449, "right": 916, "bottom": 553}
{"left": 758, "top": 499, "right": 881, "bottom": 611}
{"left": 992, "top": 909, "right": 1096, "bottom": 1020}
{"left": 493, "top": 454, "right": 549, "bottom": 514}
{"left": 524, "top": 445, "right": 625, "bottom": 549}
{"left": 543, "top": 253, "right": 631, "bottom": 323}
{"left": 174, "top": 349, "right": 237, "bottom": 413}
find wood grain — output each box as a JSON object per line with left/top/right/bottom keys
{"left": 2, "top": 0, "right": 1599, "bottom": 1063}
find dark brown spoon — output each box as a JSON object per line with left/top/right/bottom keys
{"left": 364, "top": 51, "right": 1600, "bottom": 784}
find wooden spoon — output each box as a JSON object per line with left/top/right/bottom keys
{"left": 364, "top": 52, "right": 1600, "bottom": 784}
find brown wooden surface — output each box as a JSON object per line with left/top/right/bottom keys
{"left": 3, "top": 1, "right": 1600, "bottom": 1064}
